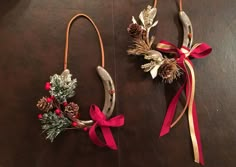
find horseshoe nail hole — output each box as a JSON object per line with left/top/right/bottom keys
{"left": 108, "top": 107, "right": 111, "bottom": 111}
{"left": 188, "top": 25, "right": 192, "bottom": 33}
{"left": 110, "top": 98, "right": 112, "bottom": 102}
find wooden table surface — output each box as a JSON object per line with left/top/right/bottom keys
{"left": 0, "top": 0, "right": 235, "bottom": 167}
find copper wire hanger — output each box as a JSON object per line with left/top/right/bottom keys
{"left": 64, "top": 13, "right": 105, "bottom": 70}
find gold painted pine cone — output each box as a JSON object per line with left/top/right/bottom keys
{"left": 158, "top": 58, "right": 181, "bottom": 84}
{"left": 37, "top": 97, "right": 53, "bottom": 112}
{"left": 127, "top": 23, "right": 143, "bottom": 38}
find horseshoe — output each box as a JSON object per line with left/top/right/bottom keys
{"left": 97, "top": 66, "right": 116, "bottom": 118}
{"left": 179, "top": 1, "right": 193, "bottom": 48}
{"left": 71, "top": 65, "right": 116, "bottom": 128}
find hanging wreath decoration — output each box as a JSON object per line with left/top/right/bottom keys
{"left": 127, "top": 0, "right": 212, "bottom": 165}
{"left": 36, "top": 14, "right": 124, "bottom": 150}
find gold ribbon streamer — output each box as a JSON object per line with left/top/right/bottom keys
{"left": 185, "top": 60, "right": 199, "bottom": 163}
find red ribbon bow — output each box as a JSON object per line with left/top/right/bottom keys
{"left": 88, "top": 104, "right": 124, "bottom": 150}
{"left": 157, "top": 40, "right": 212, "bottom": 165}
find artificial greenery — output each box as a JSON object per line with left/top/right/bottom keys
{"left": 40, "top": 112, "right": 71, "bottom": 142}
{"left": 36, "top": 69, "right": 80, "bottom": 142}
{"left": 49, "top": 69, "right": 77, "bottom": 103}
{"left": 127, "top": 5, "right": 181, "bottom": 83}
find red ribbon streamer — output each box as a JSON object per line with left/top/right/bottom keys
{"left": 157, "top": 40, "right": 212, "bottom": 165}
{"left": 88, "top": 105, "right": 124, "bottom": 150}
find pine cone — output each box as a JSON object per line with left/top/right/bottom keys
{"left": 158, "top": 58, "right": 181, "bottom": 83}
{"left": 37, "top": 97, "right": 53, "bottom": 112}
{"left": 64, "top": 102, "right": 79, "bottom": 118}
{"left": 127, "top": 23, "right": 143, "bottom": 38}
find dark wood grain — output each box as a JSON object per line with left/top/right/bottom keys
{"left": 0, "top": 0, "right": 235, "bottom": 167}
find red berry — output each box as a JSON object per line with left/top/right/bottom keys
{"left": 46, "top": 97, "right": 52, "bottom": 103}
{"left": 50, "top": 96, "right": 55, "bottom": 100}
{"left": 45, "top": 82, "right": 51, "bottom": 90}
{"left": 63, "top": 102, "right": 68, "bottom": 106}
{"left": 72, "top": 122, "right": 78, "bottom": 127}
{"left": 38, "top": 114, "right": 43, "bottom": 119}
{"left": 83, "top": 127, "right": 88, "bottom": 131}
{"left": 55, "top": 109, "right": 61, "bottom": 115}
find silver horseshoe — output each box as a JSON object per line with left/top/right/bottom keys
{"left": 179, "top": 10, "right": 193, "bottom": 48}
{"left": 69, "top": 67, "right": 116, "bottom": 128}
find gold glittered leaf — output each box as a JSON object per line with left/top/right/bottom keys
{"left": 132, "top": 16, "right": 137, "bottom": 24}
{"left": 139, "top": 5, "right": 157, "bottom": 28}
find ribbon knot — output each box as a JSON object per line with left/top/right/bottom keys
{"left": 96, "top": 119, "right": 106, "bottom": 126}
{"left": 88, "top": 104, "right": 124, "bottom": 150}
{"left": 157, "top": 40, "right": 212, "bottom": 165}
